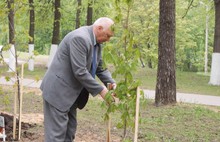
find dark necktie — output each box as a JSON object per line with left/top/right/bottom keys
{"left": 91, "top": 44, "right": 97, "bottom": 78}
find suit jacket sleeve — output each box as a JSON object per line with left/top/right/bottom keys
{"left": 68, "top": 36, "right": 103, "bottom": 96}
{"left": 96, "top": 59, "right": 115, "bottom": 86}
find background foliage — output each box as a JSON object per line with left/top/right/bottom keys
{"left": 0, "top": 0, "right": 215, "bottom": 72}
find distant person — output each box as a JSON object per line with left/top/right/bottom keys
{"left": 40, "top": 17, "right": 116, "bottom": 142}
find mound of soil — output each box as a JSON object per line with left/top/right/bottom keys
{"left": 0, "top": 112, "right": 38, "bottom": 141}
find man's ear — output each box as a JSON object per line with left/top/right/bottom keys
{"left": 110, "top": 24, "right": 115, "bottom": 32}
{"left": 98, "top": 26, "right": 103, "bottom": 31}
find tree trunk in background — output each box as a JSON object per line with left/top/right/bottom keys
{"left": 86, "top": 0, "right": 93, "bottom": 25}
{"left": 147, "top": 43, "right": 152, "bottom": 68}
{"left": 209, "top": 0, "right": 220, "bottom": 85}
{"left": 155, "top": 0, "right": 176, "bottom": 106}
{"left": 7, "top": 0, "right": 15, "bottom": 72}
{"left": 204, "top": 5, "right": 209, "bottom": 74}
{"left": 28, "top": 0, "right": 35, "bottom": 71}
{"left": 51, "top": 0, "right": 61, "bottom": 44}
{"left": 213, "top": 0, "right": 220, "bottom": 53}
{"left": 7, "top": 0, "right": 22, "bottom": 140}
{"left": 75, "top": 0, "right": 82, "bottom": 29}
{"left": 48, "top": 0, "right": 61, "bottom": 68}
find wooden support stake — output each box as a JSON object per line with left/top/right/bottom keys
{"left": 13, "top": 74, "right": 17, "bottom": 139}
{"left": 106, "top": 83, "right": 111, "bottom": 142}
{"left": 134, "top": 87, "right": 140, "bottom": 142}
{"left": 18, "top": 63, "right": 24, "bottom": 140}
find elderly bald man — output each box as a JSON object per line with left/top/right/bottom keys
{"left": 40, "top": 17, "right": 116, "bottom": 142}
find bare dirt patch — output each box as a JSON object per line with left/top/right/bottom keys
{"left": 0, "top": 112, "right": 122, "bottom": 142}
{"left": 0, "top": 112, "right": 41, "bottom": 142}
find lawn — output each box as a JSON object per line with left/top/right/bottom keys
{"left": 1, "top": 52, "right": 220, "bottom": 141}
{"left": 1, "top": 51, "right": 220, "bottom": 96}
{"left": 135, "top": 67, "right": 220, "bottom": 96}
{"left": 0, "top": 85, "right": 220, "bottom": 141}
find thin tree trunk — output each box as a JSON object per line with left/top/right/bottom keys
{"left": 140, "top": 56, "right": 145, "bottom": 68}
{"left": 48, "top": 0, "right": 61, "bottom": 68}
{"left": 8, "top": 0, "right": 14, "bottom": 45}
{"left": 7, "top": 0, "right": 16, "bottom": 72}
{"left": 147, "top": 43, "right": 152, "bottom": 68}
{"left": 75, "top": 0, "right": 82, "bottom": 29}
{"left": 155, "top": 0, "right": 176, "bottom": 106}
{"left": 28, "top": 0, "right": 35, "bottom": 71}
{"left": 209, "top": 0, "right": 220, "bottom": 85}
{"left": 7, "top": 0, "right": 21, "bottom": 140}
{"left": 86, "top": 0, "right": 93, "bottom": 25}
{"left": 204, "top": 5, "right": 209, "bottom": 73}
{"left": 213, "top": 0, "right": 220, "bottom": 53}
{"left": 52, "top": 0, "right": 61, "bottom": 44}
{"left": 29, "top": 0, "right": 35, "bottom": 45}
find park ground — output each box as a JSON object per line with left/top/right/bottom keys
{"left": 1, "top": 86, "right": 122, "bottom": 142}
{"left": 1, "top": 53, "right": 220, "bottom": 141}
{"left": 1, "top": 85, "right": 220, "bottom": 142}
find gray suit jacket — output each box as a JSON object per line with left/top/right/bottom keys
{"left": 40, "top": 26, "right": 115, "bottom": 112}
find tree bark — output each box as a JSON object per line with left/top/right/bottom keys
{"left": 48, "top": 0, "right": 61, "bottom": 68}
{"left": 75, "top": 0, "right": 82, "bottom": 29}
{"left": 7, "top": 0, "right": 16, "bottom": 72}
{"left": 86, "top": 0, "right": 93, "bottom": 26}
{"left": 147, "top": 43, "right": 152, "bottom": 68}
{"left": 213, "top": 0, "right": 220, "bottom": 53}
{"left": 7, "top": 0, "right": 15, "bottom": 44}
{"left": 29, "top": 0, "right": 35, "bottom": 44}
{"left": 209, "top": 0, "right": 220, "bottom": 85}
{"left": 28, "top": 0, "right": 35, "bottom": 71}
{"left": 155, "top": 0, "right": 176, "bottom": 106}
{"left": 52, "top": 0, "right": 61, "bottom": 44}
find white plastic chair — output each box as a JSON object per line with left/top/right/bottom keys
{"left": 0, "top": 116, "right": 6, "bottom": 142}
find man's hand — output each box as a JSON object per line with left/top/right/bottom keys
{"left": 112, "top": 83, "right": 117, "bottom": 90}
{"left": 109, "top": 83, "right": 117, "bottom": 97}
{"left": 107, "top": 83, "right": 116, "bottom": 90}
{"left": 100, "top": 86, "right": 108, "bottom": 99}
{"left": 100, "top": 82, "right": 117, "bottom": 98}
{"left": 100, "top": 85, "right": 115, "bottom": 104}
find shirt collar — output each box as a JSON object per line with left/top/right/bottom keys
{"left": 93, "top": 31, "right": 97, "bottom": 46}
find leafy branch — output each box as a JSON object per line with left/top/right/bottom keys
{"left": 102, "top": 0, "right": 145, "bottom": 141}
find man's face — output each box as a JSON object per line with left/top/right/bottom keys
{"left": 96, "top": 26, "right": 113, "bottom": 43}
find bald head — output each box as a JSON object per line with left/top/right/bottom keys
{"left": 93, "top": 17, "right": 114, "bottom": 43}
{"left": 93, "top": 17, "right": 114, "bottom": 31}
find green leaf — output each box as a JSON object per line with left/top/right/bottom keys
{"left": 5, "top": 76, "right": 10, "bottom": 82}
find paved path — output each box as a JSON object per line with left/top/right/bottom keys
{"left": 0, "top": 76, "right": 42, "bottom": 88}
{"left": 1, "top": 76, "right": 220, "bottom": 107}
{"left": 144, "top": 90, "right": 220, "bottom": 107}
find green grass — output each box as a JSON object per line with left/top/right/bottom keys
{"left": 176, "top": 71, "right": 220, "bottom": 96}
{"left": 72, "top": 98, "right": 220, "bottom": 142}
{"left": 1, "top": 52, "right": 220, "bottom": 141}
{"left": 1, "top": 51, "right": 220, "bottom": 96}
{"left": 0, "top": 86, "right": 43, "bottom": 113}
{"left": 0, "top": 64, "right": 47, "bottom": 80}
{"left": 134, "top": 67, "right": 220, "bottom": 96}
{"left": 1, "top": 87, "right": 219, "bottom": 142}
{"left": 1, "top": 51, "right": 48, "bottom": 63}
{"left": 138, "top": 101, "right": 220, "bottom": 141}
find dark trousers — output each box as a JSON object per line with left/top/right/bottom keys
{"left": 43, "top": 99, "right": 77, "bottom": 142}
